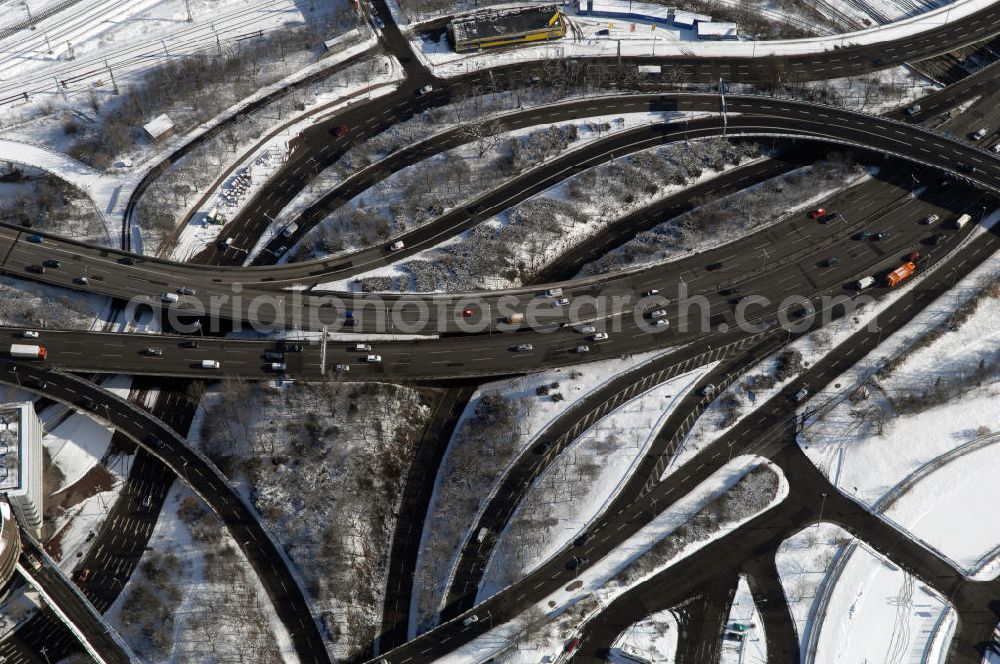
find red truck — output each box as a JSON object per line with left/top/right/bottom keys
{"left": 886, "top": 262, "right": 916, "bottom": 287}
{"left": 9, "top": 344, "right": 46, "bottom": 360}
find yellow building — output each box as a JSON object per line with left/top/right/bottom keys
{"left": 449, "top": 5, "right": 566, "bottom": 53}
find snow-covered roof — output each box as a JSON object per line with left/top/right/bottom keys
{"left": 673, "top": 10, "right": 712, "bottom": 27}
{"left": 450, "top": 5, "right": 562, "bottom": 43}
{"left": 323, "top": 28, "right": 361, "bottom": 51}
{"left": 142, "top": 113, "right": 175, "bottom": 140}
{"left": 587, "top": 0, "right": 671, "bottom": 21}
{"left": 697, "top": 21, "right": 739, "bottom": 38}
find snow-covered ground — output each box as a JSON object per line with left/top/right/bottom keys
{"left": 43, "top": 414, "right": 114, "bottom": 489}
{"left": 775, "top": 523, "right": 855, "bottom": 652}
{"left": 411, "top": 346, "right": 684, "bottom": 634}
{"left": 190, "top": 380, "right": 431, "bottom": 660}
{"left": 799, "top": 232, "right": 1000, "bottom": 577}
{"left": 0, "top": 276, "right": 109, "bottom": 330}
{"left": 105, "top": 481, "right": 299, "bottom": 662}
{"left": 721, "top": 576, "right": 767, "bottom": 664}
{"left": 607, "top": 609, "right": 678, "bottom": 664}
{"left": 291, "top": 110, "right": 684, "bottom": 267}
{"left": 811, "top": 536, "right": 955, "bottom": 664}
{"left": 319, "top": 136, "right": 760, "bottom": 292}
{"left": 477, "top": 364, "right": 715, "bottom": 600}
{"left": 431, "top": 456, "right": 787, "bottom": 664}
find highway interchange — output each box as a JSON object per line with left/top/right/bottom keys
{"left": 0, "top": 1, "right": 999, "bottom": 663}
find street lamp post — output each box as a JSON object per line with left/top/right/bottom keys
{"left": 816, "top": 492, "right": 828, "bottom": 527}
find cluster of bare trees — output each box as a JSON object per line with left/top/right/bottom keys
{"left": 118, "top": 550, "right": 183, "bottom": 659}
{"left": 0, "top": 279, "right": 102, "bottom": 330}
{"left": 0, "top": 167, "right": 105, "bottom": 243}
{"left": 197, "top": 378, "right": 431, "bottom": 659}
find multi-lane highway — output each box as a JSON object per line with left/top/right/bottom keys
{"left": 373, "top": 216, "right": 1000, "bottom": 663}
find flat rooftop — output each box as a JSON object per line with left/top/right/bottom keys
{"left": 452, "top": 5, "right": 561, "bottom": 42}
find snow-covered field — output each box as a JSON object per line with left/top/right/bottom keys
{"left": 811, "top": 538, "right": 954, "bottom": 664}
{"left": 0, "top": 276, "right": 109, "bottom": 330}
{"left": 777, "top": 522, "right": 956, "bottom": 664}
{"left": 432, "top": 456, "right": 787, "bottom": 664}
{"left": 799, "top": 238, "right": 1000, "bottom": 577}
{"left": 477, "top": 364, "right": 714, "bottom": 600}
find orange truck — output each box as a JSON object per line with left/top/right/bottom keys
{"left": 886, "top": 262, "right": 916, "bottom": 287}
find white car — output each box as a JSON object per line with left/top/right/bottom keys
{"left": 269, "top": 363, "right": 287, "bottom": 372}
{"left": 592, "top": 332, "right": 609, "bottom": 342}
{"left": 905, "top": 103, "right": 921, "bottom": 115}
{"left": 700, "top": 384, "right": 715, "bottom": 396}
{"left": 200, "top": 360, "right": 221, "bottom": 369}
{"left": 579, "top": 325, "right": 596, "bottom": 334}
{"left": 21, "top": 330, "right": 39, "bottom": 338}
{"left": 793, "top": 387, "right": 809, "bottom": 402}
{"left": 554, "top": 297, "right": 569, "bottom": 307}
{"left": 515, "top": 343, "right": 533, "bottom": 352}
{"left": 924, "top": 214, "right": 940, "bottom": 225}
{"left": 648, "top": 309, "right": 667, "bottom": 318}
{"left": 354, "top": 343, "right": 372, "bottom": 352}
{"left": 576, "top": 345, "right": 590, "bottom": 353}
{"left": 545, "top": 287, "right": 563, "bottom": 297}
{"left": 335, "top": 364, "right": 350, "bottom": 372}
{"left": 462, "top": 614, "right": 480, "bottom": 626}
{"left": 972, "top": 127, "right": 988, "bottom": 141}
{"left": 417, "top": 84, "right": 433, "bottom": 95}
{"left": 160, "top": 292, "right": 179, "bottom": 303}
{"left": 653, "top": 319, "right": 669, "bottom": 327}
{"left": 993, "top": 142, "right": 1000, "bottom": 154}
{"left": 388, "top": 240, "right": 405, "bottom": 251}
{"left": 366, "top": 354, "right": 382, "bottom": 363}
{"left": 642, "top": 289, "right": 659, "bottom": 297}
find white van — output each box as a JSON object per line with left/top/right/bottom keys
{"left": 855, "top": 276, "right": 875, "bottom": 290}
{"left": 389, "top": 240, "right": 405, "bottom": 251}
{"left": 200, "top": 360, "right": 221, "bottom": 369}
{"left": 280, "top": 222, "right": 298, "bottom": 238}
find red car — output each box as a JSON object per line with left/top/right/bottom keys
{"left": 808, "top": 207, "right": 827, "bottom": 219}
{"left": 462, "top": 308, "right": 474, "bottom": 318}
{"left": 907, "top": 249, "right": 920, "bottom": 262}
{"left": 565, "top": 638, "right": 580, "bottom": 653}
{"left": 79, "top": 568, "right": 91, "bottom": 582}
{"left": 333, "top": 125, "right": 349, "bottom": 137}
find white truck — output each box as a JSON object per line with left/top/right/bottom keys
{"left": 280, "top": 222, "right": 298, "bottom": 238}
{"left": 9, "top": 344, "right": 46, "bottom": 360}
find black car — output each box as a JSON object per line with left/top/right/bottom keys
{"left": 818, "top": 212, "right": 839, "bottom": 224}
{"left": 281, "top": 342, "right": 304, "bottom": 353}
{"left": 118, "top": 256, "right": 137, "bottom": 265}
{"left": 956, "top": 163, "right": 975, "bottom": 174}
{"left": 26, "top": 376, "right": 46, "bottom": 389}
{"left": 874, "top": 231, "right": 889, "bottom": 240}
{"left": 719, "top": 286, "right": 741, "bottom": 296}
{"left": 855, "top": 230, "right": 872, "bottom": 241}
{"left": 534, "top": 441, "right": 552, "bottom": 455}
{"left": 25, "top": 265, "right": 45, "bottom": 274}
{"left": 705, "top": 261, "right": 724, "bottom": 271}
{"left": 573, "top": 532, "right": 592, "bottom": 547}
{"left": 43, "top": 259, "right": 61, "bottom": 268}
{"left": 930, "top": 232, "right": 947, "bottom": 246}
{"left": 142, "top": 347, "right": 164, "bottom": 356}
{"left": 566, "top": 556, "right": 589, "bottom": 570}
{"left": 466, "top": 203, "right": 485, "bottom": 215}
{"left": 180, "top": 339, "right": 200, "bottom": 348}
{"left": 263, "top": 351, "right": 284, "bottom": 362}
{"left": 822, "top": 256, "right": 841, "bottom": 268}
